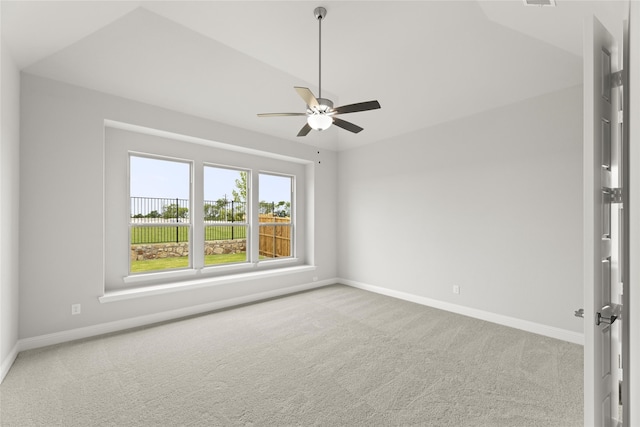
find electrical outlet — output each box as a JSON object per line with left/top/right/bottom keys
{"left": 452, "top": 285, "right": 460, "bottom": 295}
{"left": 71, "top": 304, "right": 81, "bottom": 315}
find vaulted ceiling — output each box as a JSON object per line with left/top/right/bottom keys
{"left": 1, "top": 1, "right": 628, "bottom": 151}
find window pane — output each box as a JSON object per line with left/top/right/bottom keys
{"left": 203, "top": 166, "right": 248, "bottom": 266}
{"left": 259, "top": 174, "right": 292, "bottom": 259}
{"left": 130, "top": 155, "right": 191, "bottom": 273}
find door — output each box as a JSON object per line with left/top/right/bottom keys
{"left": 584, "top": 15, "right": 628, "bottom": 427}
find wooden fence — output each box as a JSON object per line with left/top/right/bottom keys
{"left": 259, "top": 214, "right": 291, "bottom": 258}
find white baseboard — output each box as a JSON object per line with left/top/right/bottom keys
{"left": 1, "top": 342, "right": 19, "bottom": 384}
{"left": 340, "top": 279, "right": 584, "bottom": 345}
{"left": 16, "top": 279, "right": 336, "bottom": 354}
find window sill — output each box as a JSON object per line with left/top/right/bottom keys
{"left": 100, "top": 264, "right": 316, "bottom": 303}
{"left": 123, "top": 268, "right": 198, "bottom": 284}
{"left": 123, "top": 257, "right": 300, "bottom": 285}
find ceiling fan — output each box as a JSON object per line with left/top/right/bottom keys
{"left": 258, "top": 6, "right": 381, "bottom": 137}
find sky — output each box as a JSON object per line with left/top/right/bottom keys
{"left": 129, "top": 155, "right": 291, "bottom": 204}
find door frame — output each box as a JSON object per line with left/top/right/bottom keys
{"left": 585, "top": 4, "right": 638, "bottom": 425}
{"left": 583, "top": 13, "right": 626, "bottom": 427}
{"left": 628, "top": 3, "right": 639, "bottom": 425}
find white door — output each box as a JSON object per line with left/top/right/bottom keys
{"left": 584, "top": 15, "right": 628, "bottom": 427}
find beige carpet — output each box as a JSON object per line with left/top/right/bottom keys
{"left": 0, "top": 284, "right": 583, "bottom": 426}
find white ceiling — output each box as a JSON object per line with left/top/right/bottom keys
{"left": 1, "top": 1, "right": 628, "bottom": 151}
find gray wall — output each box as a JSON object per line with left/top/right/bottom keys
{"left": 337, "top": 85, "right": 583, "bottom": 335}
{"left": 1, "top": 41, "right": 21, "bottom": 378}
{"left": 13, "top": 72, "right": 583, "bottom": 345}
{"left": 18, "top": 74, "right": 337, "bottom": 340}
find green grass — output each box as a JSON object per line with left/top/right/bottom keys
{"left": 205, "top": 226, "right": 246, "bottom": 241}
{"left": 204, "top": 252, "right": 247, "bottom": 266}
{"left": 131, "top": 226, "right": 246, "bottom": 244}
{"left": 130, "top": 252, "right": 247, "bottom": 273}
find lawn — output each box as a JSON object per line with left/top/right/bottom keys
{"left": 130, "top": 252, "right": 247, "bottom": 273}
{"left": 131, "top": 225, "right": 247, "bottom": 244}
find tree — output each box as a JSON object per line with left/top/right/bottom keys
{"left": 204, "top": 203, "right": 217, "bottom": 221}
{"left": 231, "top": 172, "right": 247, "bottom": 221}
{"left": 232, "top": 171, "right": 247, "bottom": 203}
{"left": 204, "top": 199, "right": 228, "bottom": 221}
{"left": 274, "top": 201, "right": 291, "bottom": 217}
{"left": 162, "top": 203, "right": 189, "bottom": 220}
{"left": 259, "top": 200, "right": 290, "bottom": 217}
{"left": 146, "top": 210, "right": 161, "bottom": 218}
{"left": 259, "top": 200, "right": 273, "bottom": 215}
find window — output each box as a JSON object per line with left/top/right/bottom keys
{"left": 105, "top": 125, "right": 308, "bottom": 291}
{"left": 128, "top": 162, "right": 298, "bottom": 275}
{"left": 259, "top": 173, "right": 292, "bottom": 259}
{"left": 129, "top": 155, "right": 192, "bottom": 274}
{"left": 203, "top": 165, "right": 248, "bottom": 267}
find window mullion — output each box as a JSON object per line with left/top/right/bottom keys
{"left": 250, "top": 169, "right": 260, "bottom": 263}
{"left": 192, "top": 160, "right": 204, "bottom": 269}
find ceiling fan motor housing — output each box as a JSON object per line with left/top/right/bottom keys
{"left": 312, "top": 98, "right": 333, "bottom": 113}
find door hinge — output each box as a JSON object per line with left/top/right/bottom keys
{"left": 611, "top": 70, "right": 624, "bottom": 88}
{"left": 605, "top": 187, "right": 624, "bottom": 204}
{"left": 619, "top": 380, "right": 623, "bottom": 406}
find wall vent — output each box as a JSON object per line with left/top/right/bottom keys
{"left": 523, "top": 0, "right": 556, "bottom": 6}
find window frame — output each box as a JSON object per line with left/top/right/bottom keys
{"left": 128, "top": 152, "right": 194, "bottom": 275}
{"left": 104, "top": 124, "right": 307, "bottom": 292}
{"left": 258, "top": 171, "right": 295, "bottom": 261}
{"left": 201, "top": 163, "right": 251, "bottom": 271}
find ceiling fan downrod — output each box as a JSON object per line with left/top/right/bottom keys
{"left": 314, "top": 7, "right": 326, "bottom": 99}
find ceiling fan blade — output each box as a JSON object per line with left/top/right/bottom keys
{"left": 297, "top": 123, "right": 313, "bottom": 137}
{"left": 332, "top": 100, "right": 381, "bottom": 115}
{"left": 294, "top": 87, "right": 319, "bottom": 108}
{"left": 257, "top": 112, "right": 307, "bottom": 117}
{"left": 333, "top": 117, "right": 363, "bottom": 134}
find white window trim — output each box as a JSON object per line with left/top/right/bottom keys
{"left": 128, "top": 152, "right": 194, "bottom": 276}
{"left": 104, "top": 121, "right": 312, "bottom": 294}
{"left": 123, "top": 267, "right": 198, "bottom": 284}
{"left": 256, "top": 171, "right": 295, "bottom": 261}
{"left": 123, "top": 255, "right": 303, "bottom": 285}
{"left": 126, "top": 165, "right": 298, "bottom": 281}
{"left": 201, "top": 163, "right": 251, "bottom": 268}
{"left": 101, "top": 265, "right": 317, "bottom": 303}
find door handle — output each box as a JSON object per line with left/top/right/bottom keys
{"left": 596, "top": 311, "right": 617, "bottom": 326}
{"left": 596, "top": 303, "right": 621, "bottom": 326}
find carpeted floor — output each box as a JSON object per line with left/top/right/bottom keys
{"left": 0, "top": 284, "right": 583, "bottom": 426}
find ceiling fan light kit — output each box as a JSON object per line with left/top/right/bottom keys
{"left": 307, "top": 112, "right": 333, "bottom": 131}
{"left": 258, "top": 6, "right": 381, "bottom": 137}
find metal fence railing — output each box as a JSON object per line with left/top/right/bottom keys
{"left": 130, "top": 197, "right": 249, "bottom": 244}
{"left": 130, "top": 197, "right": 250, "bottom": 221}
{"left": 130, "top": 197, "right": 190, "bottom": 244}
{"left": 130, "top": 197, "right": 191, "bottom": 222}
{"left": 129, "top": 197, "right": 292, "bottom": 258}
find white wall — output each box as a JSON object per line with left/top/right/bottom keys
{"left": 18, "top": 73, "right": 337, "bottom": 341}
{"left": 338, "top": 85, "right": 583, "bottom": 337}
{"left": 1, "top": 41, "right": 21, "bottom": 380}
